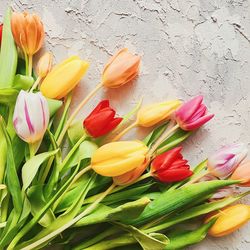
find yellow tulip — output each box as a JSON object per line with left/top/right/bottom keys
{"left": 37, "top": 52, "right": 53, "bottom": 78}
{"left": 40, "top": 56, "right": 89, "bottom": 99}
{"left": 206, "top": 204, "right": 250, "bottom": 237}
{"left": 91, "top": 141, "right": 148, "bottom": 177}
{"left": 137, "top": 100, "right": 182, "bottom": 127}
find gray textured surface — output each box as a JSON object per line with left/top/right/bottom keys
{"left": 1, "top": 0, "right": 250, "bottom": 249}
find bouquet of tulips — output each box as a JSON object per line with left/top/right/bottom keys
{"left": 1, "top": 7, "right": 250, "bottom": 250}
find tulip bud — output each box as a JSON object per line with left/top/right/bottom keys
{"left": 0, "top": 24, "right": 3, "bottom": 46}
{"left": 37, "top": 52, "right": 53, "bottom": 78}
{"left": 91, "top": 141, "right": 148, "bottom": 177}
{"left": 13, "top": 90, "right": 49, "bottom": 143}
{"left": 206, "top": 204, "right": 250, "bottom": 237}
{"left": 102, "top": 48, "right": 140, "bottom": 88}
{"left": 207, "top": 143, "right": 248, "bottom": 178}
{"left": 40, "top": 56, "right": 89, "bottom": 99}
{"left": 84, "top": 100, "right": 122, "bottom": 138}
{"left": 231, "top": 160, "right": 250, "bottom": 186}
{"left": 151, "top": 147, "right": 193, "bottom": 183}
{"left": 137, "top": 100, "right": 182, "bottom": 127}
{"left": 175, "top": 95, "right": 214, "bottom": 131}
{"left": 11, "top": 12, "right": 44, "bottom": 55}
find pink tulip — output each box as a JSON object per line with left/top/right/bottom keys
{"left": 175, "top": 95, "right": 214, "bottom": 131}
{"left": 207, "top": 143, "right": 248, "bottom": 178}
{"left": 13, "top": 90, "right": 49, "bottom": 143}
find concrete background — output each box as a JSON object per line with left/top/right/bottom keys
{"left": 1, "top": 0, "right": 250, "bottom": 249}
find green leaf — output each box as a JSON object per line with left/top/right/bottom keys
{"left": 8, "top": 164, "right": 81, "bottom": 250}
{"left": 0, "top": 88, "right": 19, "bottom": 105}
{"left": 114, "top": 222, "right": 169, "bottom": 250}
{"left": 0, "top": 8, "right": 18, "bottom": 88}
{"left": 19, "top": 173, "right": 97, "bottom": 249}
{"left": 147, "top": 195, "right": 244, "bottom": 233}
{"left": 68, "top": 121, "right": 86, "bottom": 146}
{"left": 0, "top": 117, "right": 22, "bottom": 214}
{"left": 75, "top": 197, "right": 150, "bottom": 227}
{"left": 164, "top": 219, "right": 216, "bottom": 249}
{"left": 126, "top": 180, "right": 239, "bottom": 225}
{"left": 22, "top": 149, "right": 59, "bottom": 191}
{"left": 143, "top": 123, "right": 168, "bottom": 147}
{"left": 70, "top": 140, "right": 98, "bottom": 167}
{"left": 47, "top": 98, "right": 63, "bottom": 117}
{"left": 0, "top": 123, "right": 7, "bottom": 183}
{"left": 27, "top": 185, "right": 55, "bottom": 227}
{"left": 13, "top": 74, "right": 34, "bottom": 90}
{"left": 84, "top": 182, "right": 153, "bottom": 206}
{"left": 156, "top": 128, "right": 191, "bottom": 155}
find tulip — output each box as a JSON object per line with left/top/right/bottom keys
{"left": 207, "top": 143, "right": 248, "bottom": 178}
{"left": 112, "top": 100, "right": 182, "bottom": 142}
{"left": 150, "top": 147, "right": 193, "bottom": 183}
{"left": 0, "top": 24, "right": 3, "bottom": 46}
{"left": 137, "top": 100, "right": 182, "bottom": 127}
{"left": 37, "top": 52, "right": 53, "bottom": 78}
{"left": 231, "top": 160, "right": 250, "bottom": 186}
{"left": 206, "top": 204, "right": 250, "bottom": 237}
{"left": 40, "top": 56, "right": 89, "bottom": 99}
{"left": 11, "top": 11, "right": 45, "bottom": 76}
{"left": 84, "top": 100, "right": 122, "bottom": 138}
{"left": 102, "top": 48, "right": 140, "bottom": 88}
{"left": 175, "top": 95, "right": 214, "bottom": 131}
{"left": 91, "top": 141, "right": 148, "bottom": 177}
{"left": 30, "top": 52, "right": 53, "bottom": 92}
{"left": 11, "top": 11, "right": 44, "bottom": 56}
{"left": 13, "top": 90, "right": 49, "bottom": 143}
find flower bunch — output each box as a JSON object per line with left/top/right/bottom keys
{"left": 0, "top": 7, "right": 249, "bottom": 250}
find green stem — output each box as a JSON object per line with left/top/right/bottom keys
{"left": 29, "top": 76, "right": 41, "bottom": 92}
{"left": 24, "top": 53, "right": 29, "bottom": 76}
{"left": 28, "top": 54, "right": 33, "bottom": 77}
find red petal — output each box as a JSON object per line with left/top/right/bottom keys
{"left": 152, "top": 147, "right": 182, "bottom": 171}
{"left": 96, "top": 117, "right": 123, "bottom": 137}
{"left": 157, "top": 168, "right": 193, "bottom": 183}
{"left": 87, "top": 100, "right": 110, "bottom": 117}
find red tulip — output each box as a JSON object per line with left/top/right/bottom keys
{"left": 151, "top": 147, "right": 193, "bottom": 183}
{"left": 175, "top": 95, "right": 214, "bottom": 131}
{"left": 0, "top": 24, "right": 3, "bottom": 46}
{"left": 84, "top": 100, "right": 122, "bottom": 138}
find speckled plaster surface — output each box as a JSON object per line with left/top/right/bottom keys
{"left": 1, "top": 0, "right": 250, "bottom": 249}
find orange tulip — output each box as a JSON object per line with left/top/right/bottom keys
{"left": 231, "top": 160, "right": 250, "bottom": 186}
{"left": 102, "top": 48, "right": 140, "bottom": 88}
{"left": 206, "top": 204, "right": 250, "bottom": 237}
{"left": 11, "top": 11, "right": 44, "bottom": 56}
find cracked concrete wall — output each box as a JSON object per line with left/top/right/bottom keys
{"left": 1, "top": 0, "right": 250, "bottom": 249}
